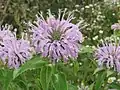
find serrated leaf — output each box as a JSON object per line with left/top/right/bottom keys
{"left": 52, "top": 72, "right": 68, "bottom": 90}
{"left": 40, "top": 65, "right": 53, "bottom": 90}
{"left": 13, "top": 56, "right": 48, "bottom": 79}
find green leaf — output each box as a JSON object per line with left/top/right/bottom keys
{"left": 52, "top": 72, "right": 68, "bottom": 90}
{"left": 114, "top": 30, "right": 120, "bottom": 37}
{"left": 68, "top": 84, "right": 78, "bottom": 90}
{"left": 0, "top": 69, "right": 5, "bottom": 81}
{"left": 89, "top": 83, "right": 94, "bottom": 90}
{"left": 108, "top": 82, "right": 120, "bottom": 90}
{"left": 40, "top": 65, "right": 53, "bottom": 90}
{"left": 3, "top": 69, "right": 13, "bottom": 90}
{"left": 80, "top": 46, "right": 94, "bottom": 53}
{"left": 13, "top": 55, "right": 48, "bottom": 79}
{"left": 94, "top": 71, "right": 106, "bottom": 90}
{"left": 93, "top": 68, "right": 104, "bottom": 75}
{"left": 14, "top": 10, "right": 20, "bottom": 25}
{"left": 106, "top": 70, "right": 114, "bottom": 77}
{"left": 73, "top": 62, "right": 79, "bottom": 76}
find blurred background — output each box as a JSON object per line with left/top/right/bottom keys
{"left": 0, "top": 0, "right": 120, "bottom": 44}
{"left": 0, "top": 1, "right": 120, "bottom": 90}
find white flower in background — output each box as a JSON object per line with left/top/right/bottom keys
{"left": 117, "top": 78, "right": 120, "bottom": 83}
{"left": 79, "top": 62, "right": 82, "bottom": 65}
{"left": 107, "top": 77, "right": 116, "bottom": 83}
{"left": 86, "top": 45, "right": 90, "bottom": 47}
{"left": 112, "top": 13, "right": 115, "bottom": 16}
{"left": 78, "top": 83, "right": 89, "bottom": 90}
{"left": 104, "top": 0, "right": 120, "bottom": 4}
{"left": 89, "top": 4, "right": 93, "bottom": 7}
{"left": 85, "top": 6, "right": 90, "bottom": 9}
{"left": 75, "top": 5, "right": 79, "bottom": 8}
{"left": 81, "top": 7, "right": 84, "bottom": 11}
{"left": 98, "top": 12, "right": 102, "bottom": 15}
{"left": 99, "top": 30, "right": 103, "bottom": 34}
{"left": 92, "top": 46, "right": 96, "bottom": 49}
{"left": 93, "top": 36, "right": 98, "bottom": 40}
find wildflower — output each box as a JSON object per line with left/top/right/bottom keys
{"left": 85, "top": 6, "right": 90, "bottom": 9}
{"left": 31, "top": 9, "right": 83, "bottom": 62}
{"left": 99, "top": 30, "right": 103, "bottom": 34}
{"left": 93, "top": 36, "right": 98, "bottom": 40}
{"left": 111, "top": 23, "right": 120, "bottom": 30}
{"left": 81, "top": 8, "right": 84, "bottom": 11}
{"left": 95, "top": 42, "right": 120, "bottom": 72}
{"left": 89, "top": 4, "right": 93, "bottom": 7}
{"left": 117, "top": 78, "right": 120, "bottom": 83}
{"left": 0, "top": 25, "right": 31, "bottom": 69}
{"left": 3, "top": 38, "right": 31, "bottom": 69}
{"left": 107, "top": 77, "right": 116, "bottom": 83}
{"left": 86, "top": 45, "right": 89, "bottom": 47}
{"left": 78, "top": 83, "right": 89, "bottom": 90}
{"left": 0, "top": 24, "right": 14, "bottom": 45}
{"left": 0, "top": 24, "right": 15, "bottom": 65}
{"left": 112, "top": 13, "right": 115, "bottom": 16}
{"left": 75, "top": 5, "right": 79, "bottom": 8}
{"left": 98, "top": 12, "right": 102, "bottom": 15}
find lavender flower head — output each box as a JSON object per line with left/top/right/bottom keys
{"left": 0, "top": 24, "right": 14, "bottom": 44}
{"left": 31, "top": 9, "right": 83, "bottom": 62}
{"left": 0, "top": 25, "right": 31, "bottom": 69}
{"left": 0, "top": 25, "right": 15, "bottom": 63}
{"left": 95, "top": 42, "right": 120, "bottom": 72}
{"left": 111, "top": 23, "right": 120, "bottom": 30}
{"left": 3, "top": 38, "right": 31, "bottom": 69}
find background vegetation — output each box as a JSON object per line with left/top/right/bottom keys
{"left": 0, "top": 0, "right": 120, "bottom": 90}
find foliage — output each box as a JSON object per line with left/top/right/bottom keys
{"left": 0, "top": 0, "right": 120, "bottom": 90}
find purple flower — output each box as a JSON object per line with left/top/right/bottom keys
{"left": 0, "top": 45, "right": 8, "bottom": 63}
{"left": 111, "top": 23, "right": 120, "bottom": 30}
{"left": 95, "top": 42, "right": 120, "bottom": 72}
{"left": 0, "top": 25, "right": 15, "bottom": 64}
{"left": 31, "top": 10, "right": 83, "bottom": 62}
{"left": 0, "top": 25, "right": 32, "bottom": 69}
{"left": 0, "top": 25, "right": 15, "bottom": 45}
{"left": 3, "top": 39, "right": 31, "bottom": 69}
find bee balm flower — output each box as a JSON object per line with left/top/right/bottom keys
{"left": 3, "top": 39, "right": 31, "bottom": 69}
{"left": 95, "top": 42, "right": 120, "bottom": 72}
{"left": 0, "top": 25, "right": 14, "bottom": 45}
{"left": 0, "top": 25, "right": 15, "bottom": 65}
{"left": 111, "top": 23, "right": 120, "bottom": 30}
{"left": 31, "top": 10, "right": 83, "bottom": 62}
{"left": 0, "top": 25, "right": 31, "bottom": 69}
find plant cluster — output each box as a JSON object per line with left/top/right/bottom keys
{"left": 0, "top": 0, "right": 120, "bottom": 90}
